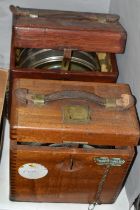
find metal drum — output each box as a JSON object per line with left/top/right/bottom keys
{"left": 17, "top": 142, "right": 115, "bottom": 149}
{"left": 16, "top": 48, "right": 101, "bottom": 72}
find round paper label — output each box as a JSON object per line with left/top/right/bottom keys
{"left": 18, "top": 163, "right": 48, "bottom": 179}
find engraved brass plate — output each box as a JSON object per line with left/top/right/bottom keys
{"left": 63, "top": 104, "right": 90, "bottom": 123}
{"left": 94, "top": 157, "right": 125, "bottom": 167}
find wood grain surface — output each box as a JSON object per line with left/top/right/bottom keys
{"left": 11, "top": 7, "right": 127, "bottom": 53}
{"left": 10, "top": 79, "right": 139, "bottom": 146}
{"left": 0, "top": 69, "right": 8, "bottom": 119}
{"left": 10, "top": 78, "right": 139, "bottom": 203}
{"left": 10, "top": 142, "right": 135, "bottom": 203}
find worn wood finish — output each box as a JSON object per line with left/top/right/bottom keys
{"left": 10, "top": 78, "right": 139, "bottom": 203}
{"left": 10, "top": 142, "right": 135, "bottom": 203}
{"left": 9, "top": 51, "right": 119, "bottom": 119}
{"left": 0, "top": 69, "right": 8, "bottom": 160}
{"left": 9, "top": 6, "right": 121, "bottom": 102}
{"left": 0, "top": 69, "right": 8, "bottom": 117}
{"left": 10, "top": 79, "right": 140, "bottom": 146}
{"left": 10, "top": 6, "right": 127, "bottom": 53}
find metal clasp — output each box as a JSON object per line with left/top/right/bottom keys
{"left": 26, "top": 93, "right": 45, "bottom": 105}
{"left": 97, "top": 16, "right": 107, "bottom": 23}
{"left": 29, "top": 12, "right": 39, "bottom": 18}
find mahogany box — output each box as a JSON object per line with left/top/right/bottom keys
{"left": 10, "top": 78, "right": 139, "bottom": 205}
{"left": 9, "top": 5, "right": 127, "bottom": 84}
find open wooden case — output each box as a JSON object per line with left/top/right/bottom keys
{"left": 10, "top": 78, "right": 139, "bottom": 205}
{"left": 0, "top": 69, "right": 8, "bottom": 160}
{"left": 10, "top": 5, "right": 127, "bottom": 84}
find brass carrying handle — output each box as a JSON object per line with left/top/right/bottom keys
{"left": 15, "top": 88, "right": 135, "bottom": 111}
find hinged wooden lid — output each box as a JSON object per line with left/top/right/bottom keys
{"left": 10, "top": 5, "right": 127, "bottom": 53}
{"left": 10, "top": 79, "right": 139, "bottom": 146}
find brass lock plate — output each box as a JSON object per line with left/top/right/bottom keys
{"left": 63, "top": 104, "right": 91, "bottom": 123}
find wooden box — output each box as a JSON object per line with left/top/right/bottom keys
{"left": 9, "top": 5, "right": 127, "bottom": 84}
{"left": 0, "top": 69, "right": 8, "bottom": 160}
{"left": 10, "top": 78, "right": 139, "bottom": 205}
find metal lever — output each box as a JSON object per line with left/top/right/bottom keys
{"left": 61, "top": 49, "right": 72, "bottom": 71}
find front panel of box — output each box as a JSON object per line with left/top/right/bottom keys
{"left": 10, "top": 143, "right": 134, "bottom": 203}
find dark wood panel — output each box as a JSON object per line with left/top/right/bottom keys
{"left": 10, "top": 6, "right": 127, "bottom": 53}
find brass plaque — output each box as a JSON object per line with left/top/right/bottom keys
{"left": 94, "top": 157, "right": 125, "bottom": 167}
{"left": 63, "top": 104, "right": 90, "bottom": 123}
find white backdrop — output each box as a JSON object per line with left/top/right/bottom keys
{"left": 110, "top": 0, "right": 140, "bottom": 208}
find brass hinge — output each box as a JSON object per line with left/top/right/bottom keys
{"left": 94, "top": 157, "right": 125, "bottom": 167}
